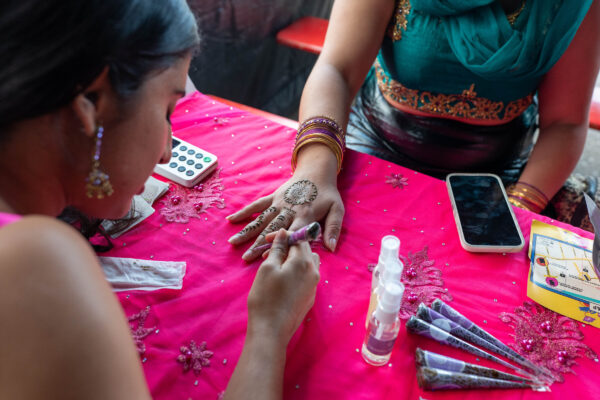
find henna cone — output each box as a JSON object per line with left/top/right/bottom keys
{"left": 431, "top": 299, "right": 552, "bottom": 379}
{"left": 416, "top": 304, "right": 537, "bottom": 376}
{"left": 415, "top": 348, "right": 534, "bottom": 384}
{"left": 406, "top": 317, "right": 533, "bottom": 379}
{"left": 416, "top": 367, "right": 547, "bottom": 391}
{"left": 288, "top": 221, "right": 321, "bottom": 244}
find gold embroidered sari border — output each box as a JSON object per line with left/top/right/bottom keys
{"left": 374, "top": 63, "right": 533, "bottom": 123}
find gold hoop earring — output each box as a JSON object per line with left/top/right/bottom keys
{"left": 85, "top": 125, "right": 114, "bottom": 199}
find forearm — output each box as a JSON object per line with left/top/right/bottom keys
{"left": 223, "top": 330, "right": 287, "bottom": 400}
{"left": 299, "top": 61, "right": 355, "bottom": 127}
{"left": 294, "top": 0, "right": 395, "bottom": 179}
{"left": 295, "top": 63, "right": 353, "bottom": 181}
{"left": 518, "top": 122, "right": 587, "bottom": 199}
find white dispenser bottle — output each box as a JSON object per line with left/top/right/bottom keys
{"left": 370, "top": 235, "right": 401, "bottom": 292}
{"left": 365, "top": 256, "right": 403, "bottom": 328}
{"left": 361, "top": 282, "right": 405, "bottom": 366}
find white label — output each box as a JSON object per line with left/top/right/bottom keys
{"left": 590, "top": 302, "right": 600, "bottom": 313}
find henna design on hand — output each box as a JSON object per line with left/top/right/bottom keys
{"left": 283, "top": 180, "right": 318, "bottom": 206}
{"left": 237, "top": 206, "right": 277, "bottom": 236}
{"left": 259, "top": 207, "right": 296, "bottom": 237}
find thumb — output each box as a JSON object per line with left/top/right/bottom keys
{"left": 323, "top": 202, "right": 344, "bottom": 252}
{"left": 264, "top": 229, "right": 289, "bottom": 266}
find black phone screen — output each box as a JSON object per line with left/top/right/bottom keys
{"left": 448, "top": 175, "right": 522, "bottom": 247}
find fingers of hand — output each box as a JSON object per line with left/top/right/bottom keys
{"left": 261, "top": 208, "right": 295, "bottom": 237}
{"left": 264, "top": 229, "right": 289, "bottom": 265}
{"left": 226, "top": 195, "right": 273, "bottom": 222}
{"left": 323, "top": 201, "right": 345, "bottom": 252}
{"left": 264, "top": 231, "right": 278, "bottom": 243}
{"left": 242, "top": 208, "right": 296, "bottom": 261}
{"left": 312, "top": 252, "right": 320, "bottom": 272}
{"left": 287, "top": 215, "right": 312, "bottom": 234}
{"left": 229, "top": 206, "right": 278, "bottom": 245}
{"left": 287, "top": 242, "right": 320, "bottom": 282}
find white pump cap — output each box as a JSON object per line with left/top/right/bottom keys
{"left": 375, "top": 257, "right": 403, "bottom": 299}
{"left": 371, "top": 235, "right": 401, "bottom": 292}
{"left": 374, "top": 282, "right": 405, "bottom": 323}
{"left": 381, "top": 258, "right": 402, "bottom": 285}
{"left": 378, "top": 235, "right": 400, "bottom": 264}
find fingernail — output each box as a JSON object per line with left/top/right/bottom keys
{"left": 228, "top": 235, "right": 238, "bottom": 244}
{"left": 242, "top": 249, "right": 254, "bottom": 260}
{"left": 329, "top": 238, "right": 337, "bottom": 252}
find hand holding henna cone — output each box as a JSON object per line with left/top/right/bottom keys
{"left": 251, "top": 222, "right": 321, "bottom": 253}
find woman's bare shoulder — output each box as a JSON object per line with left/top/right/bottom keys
{"left": 0, "top": 215, "right": 98, "bottom": 272}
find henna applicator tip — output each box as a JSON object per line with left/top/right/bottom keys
{"left": 252, "top": 222, "right": 321, "bottom": 253}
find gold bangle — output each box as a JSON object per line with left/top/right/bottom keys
{"left": 292, "top": 141, "right": 342, "bottom": 174}
{"left": 507, "top": 189, "right": 546, "bottom": 210}
{"left": 507, "top": 184, "right": 547, "bottom": 209}
{"left": 296, "top": 124, "right": 345, "bottom": 146}
{"left": 508, "top": 194, "right": 543, "bottom": 213}
{"left": 513, "top": 188, "right": 546, "bottom": 205}
{"left": 508, "top": 196, "right": 537, "bottom": 212}
{"left": 294, "top": 132, "right": 344, "bottom": 159}
{"left": 292, "top": 136, "right": 343, "bottom": 173}
{"left": 510, "top": 182, "right": 549, "bottom": 203}
{"left": 295, "top": 136, "right": 343, "bottom": 164}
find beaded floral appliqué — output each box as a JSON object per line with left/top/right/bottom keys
{"left": 177, "top": 340, "right": 214, "bottom": 375}
{"left": 399, "top": 246, "right": 453, "bottom": 319}
{"left": 128, "top": 306, "right": 156, "bottom": 355}
{"left": 160, "top": 169, "right": 226, "bottom": 223}
{"left": 499, "top": 301, "right": 598, "bottom": 382}
{"left": 386, "top": 173, "right": 408, "bottom": 189}
{"left": 369, "top": 246, "right": 453, "bottom": 319}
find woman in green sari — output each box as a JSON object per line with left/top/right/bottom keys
{"left": 229, "top": 0, "right": 600, "bottom": 259}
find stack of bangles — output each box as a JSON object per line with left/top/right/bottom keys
{"left": 291, "top": 116, "right": 345, "bottom": 174}
{"left": 506, "top": 181, "right": 549, "bottom": 213}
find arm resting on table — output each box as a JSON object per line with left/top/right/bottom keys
{"left": 518, "top": 1, "right": 600, "bottom": 199}
{"left": 296, "top": 0, "right": 395, "bottom": 176}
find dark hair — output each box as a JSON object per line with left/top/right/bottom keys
{"left": 0, "top": 0, "right": 199, "bottom": 131}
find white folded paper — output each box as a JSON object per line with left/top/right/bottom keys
{"left": 99, "top": 256, "right": 186, "bottom": 292}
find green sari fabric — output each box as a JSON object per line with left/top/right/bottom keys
{"left": 377, "top": 0, "right": 593, "bottom": 113}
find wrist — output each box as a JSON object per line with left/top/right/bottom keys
{"left": 292, "top": 116, "right": 345, "bottom": 175}
{"left": 294, "top": 144, "right": 339, "bottom": 184}
{"left": 247, "top": 319, "right": 290, "bottom": 350}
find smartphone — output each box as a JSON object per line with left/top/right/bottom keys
{"left": 446, "top": 173, "right": 524, "bottom": 253}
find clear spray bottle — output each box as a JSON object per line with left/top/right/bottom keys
{"left": 361, "top": 282, "right": 405, "bottom": 366}
{"left": 370, "top": 235, "right": 400, "bottom": 292}
{"left": 365, "top": 254, "right": 403, "bottom": 328}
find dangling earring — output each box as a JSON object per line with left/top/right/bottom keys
{"left": 85, "top": 125, "right": 114, "bottom": 199}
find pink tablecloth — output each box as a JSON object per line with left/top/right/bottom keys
{"left": 107, "top": 92, "right": 599, "bottom": 399}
